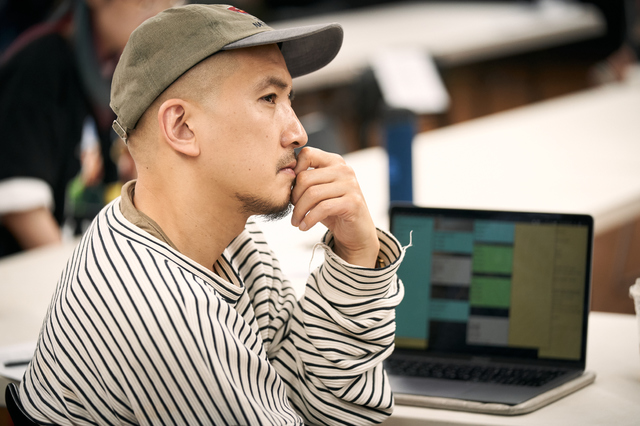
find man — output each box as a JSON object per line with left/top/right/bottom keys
{"left": 20, "top": 4, "right": 405, "bottom": 425}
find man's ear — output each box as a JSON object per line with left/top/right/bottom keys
{"left": 157, "top": 99, "right": 200, "bottom": 157}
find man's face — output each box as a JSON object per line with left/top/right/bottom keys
{"left": 194, "top": 44, "right": 308, "bottom": 219}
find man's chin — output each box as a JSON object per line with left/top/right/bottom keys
{"left": 259, "top": 202, "right": 292, "bottom": 222}
{"left": 235, "top": 191, "right": 292, "bottom": 221}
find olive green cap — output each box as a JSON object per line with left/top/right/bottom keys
{"left": 110, "top": 4, "right": 343, "bottom": 140}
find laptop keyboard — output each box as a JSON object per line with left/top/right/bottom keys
{"left": 385, "top": 358, "right": 566, "bottom": 387}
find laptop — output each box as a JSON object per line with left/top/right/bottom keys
{"left": 386, "top": 205, "right": 594, "bottom": 409}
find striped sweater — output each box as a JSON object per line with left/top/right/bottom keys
{"left": 20, "top": 197, "right": 405, "bottom": 425}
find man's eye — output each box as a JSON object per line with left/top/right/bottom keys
{"left": 262, "top": 94, "right": 276, "bottom": 103}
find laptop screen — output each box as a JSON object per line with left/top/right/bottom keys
{"left": 390, "top": 206, "right": 593, "bottom": 367}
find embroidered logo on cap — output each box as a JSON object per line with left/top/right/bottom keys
{"left": 227, "top": 6, "right": 266, "bottom": 28}
{"left": 227, "top": 6, "right": 249, "bottom": 14}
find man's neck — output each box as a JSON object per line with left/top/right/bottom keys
{"left": 132, "top": 178, "right": 248, "bottom": 272}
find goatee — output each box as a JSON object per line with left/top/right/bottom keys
{"left": 235, "top": 193, "right": 293, "bottom": 222}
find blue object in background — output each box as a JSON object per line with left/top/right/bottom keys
{"left": 385, "top": 108, "right": 416, "bottom": 204}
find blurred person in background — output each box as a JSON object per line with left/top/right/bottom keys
{"left": 0, "top": 0, "right": 62, "bottom": 53}
{"left": 0, "top": 0, "right": 180, "bottom": 258}
{"left": 582, "top": 0, "right": 639, "bottom": 83}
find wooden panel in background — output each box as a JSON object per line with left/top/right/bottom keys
{"left": 592, "top": 216, "right": 640, "bottom": 314}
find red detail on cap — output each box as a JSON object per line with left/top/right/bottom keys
{"left": 227, "top": 6, "right": 249, "bottom": 14}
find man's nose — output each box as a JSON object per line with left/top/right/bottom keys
{"left": 280, "top": 105, "right": 308, "bottom": 148}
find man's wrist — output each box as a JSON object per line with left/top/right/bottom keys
{"left": 332, "top": 239, "right": 380, "bottom": 269}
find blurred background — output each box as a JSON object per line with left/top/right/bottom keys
{"left": 0, "top": 0, "right": 638, "bottom": 313}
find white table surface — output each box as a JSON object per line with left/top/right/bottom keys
{"left": 341, "top": 79, "right": 640, "bottom": 238}
{"left": 273, "top": 1, "right": 605, "bottom": 92}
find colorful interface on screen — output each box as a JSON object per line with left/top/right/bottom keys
{"left": 392, "top": 213, "right": 589, "bottom": 361}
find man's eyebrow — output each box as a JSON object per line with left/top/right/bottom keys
{"left": 254, "top": 76, "right": 295, "bottom": 98}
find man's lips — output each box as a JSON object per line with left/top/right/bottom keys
{"left": 278, "top": 159, "right": 297, "bottom": 175}
{"left": 283, "top": 160, "right": 297, "bottom": 171}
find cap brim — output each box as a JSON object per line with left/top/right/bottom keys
{"left": 222, "top": 23, "right": 343, "bottom": 78}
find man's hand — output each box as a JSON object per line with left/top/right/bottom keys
{"left": 290, "top": 147, "right": 380, "bottom": 268}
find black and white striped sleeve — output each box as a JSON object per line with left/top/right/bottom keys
{"left": 249, "top": 225, "right": 406, "bottom": 425}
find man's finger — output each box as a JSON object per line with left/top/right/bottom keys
{"left": 294, "top": 197, "right": 345, "bottom": 231}
{"left": 290, "top": 166, "right": 338, "bottom": 205}
{"left": 291, "top": 181, "right": 344, "bottom": 227}
{"left": 293, "top": 146, "right": 344, "bottom": 175}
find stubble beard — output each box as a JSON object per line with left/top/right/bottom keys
{"left": 235, "top": 151, "right": 296, "bottom": 221}
{"left": 236, "top": 192, "right": 293, "bottom": 222}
